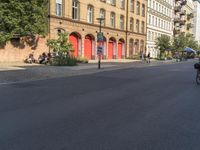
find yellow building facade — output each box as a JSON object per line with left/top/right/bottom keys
{"left": 50, "top": 0, "right": 147, "bottom": 59}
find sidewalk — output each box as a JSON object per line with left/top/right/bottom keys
{"left": 0, "top": 59, "right": 180, "bottom": 85}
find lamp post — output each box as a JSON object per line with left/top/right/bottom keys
{"left": 96, "top": 17, "right": 105, "bottom": 69}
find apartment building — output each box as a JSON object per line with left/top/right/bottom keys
{"left": 193, "top": 0, "right": 200, "bottom": 44}
{"left": 174, "top": 0, "right": 194, "bottom": 37}
{"left": 50, "top": 0, "right": 147, "bottom": 60}
{"left": 146, "top": 0, "right": 174, "bottom": 58}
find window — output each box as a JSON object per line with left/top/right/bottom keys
{"left": 87, "top": 5, "right": 94, "bottom": 23}
{"left": 120, "top": 0, "right": 125, "bottom": 9}
{"left": 72, "top": 0, "right": 79, "bottom": 20}
{"left": 152, "top": 16, "right": 154, "bottom": 25}
{"left": 110, "top": 12, "right": 115, "bottom": 28}
{"left": 141, "top": 21, "right": 145, "bottom": 34}
{"left": 130, "top": 0, "right": 134, "bottom": 12}
{"left": 155, "top": 17, "right": 157, "bottom": 26}
{"left": 149, "top": 15, "right": 151, "bottom": 24}
{"left": 142, "top": 4, "right": 145, "bottom": 17}
{"left": 148, "top": 31, "right": 151, "bottom": 40}
{"left": 136, "top": 19, "right": 140, "bottom": 33}
{"left": 99, "top": 9, "right": 105, "bottom": 26}
{"left": 130, "top": 18, "right": 134, "bottom": 31}
{"left": 107, "top": 0, "right": 116, "bottom": 6}
{"left": 153, "top": 1, "right": 155, "bottom": 9}
{"left": 136, "top": 1, "right": 140, "bottom": 15}
{"left": 56, "top": 0, "right": 62, "bottom": 16}
{"left": 120, "top": 15, "right": 124, "bottom": 30}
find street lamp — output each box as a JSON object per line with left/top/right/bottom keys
{"left": 96, "top": 17, "right": 105, "bottom": 69}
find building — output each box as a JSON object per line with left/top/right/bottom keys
{"left": 50, "top": 0, "right": 147, "bottom": 60}
{"left": 174, "top": 0, "right": 194, "bottom": 37}
{"left": 0, "top": 0, "right": 147, "bottom": 62}
{"left": 193, "top": 0, "right": 200, "bottom": 44}
{"left": 146, "top": 0, "right": 174, "bottom": 58}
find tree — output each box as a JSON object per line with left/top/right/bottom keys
{"left": 47, "top": 32, "right": 77, "bottom": 66}
{"left": 0, "top": 0, "right": 48, "bottom": 45}
{"left": 47, "top": 32, "right": 74, "bottom": 54}
{"left": 172, "top": 34, "right": 199, "bottom": 51}
{"left": 155, "top": 34, "right": 171, "bottom": 59}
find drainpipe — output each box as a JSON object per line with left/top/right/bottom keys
{"left": 125, "top": 0, "right": 129, "bottom": 58}
{"left": 48, "top": 0, "right": 51, "bottom": 53}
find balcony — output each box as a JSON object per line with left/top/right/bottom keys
{"left": 174, "top": 17, "right": 181, "bottom": 23}
{"left": 174, "top": 26, "right": 181, "bottom": 32}
{"left": 174, "top": 6, "right": 181, "bottom": 12}
{"left": 181, "top": 0, "right": 187, "bottom": 5}
{"left": 180, "top": 20, "right": 186, "bottom": 25}
{"left": 187, "top": 23, "right": 193, "bottom": 30}
{"left": 187, "top": 13, "right": 194, "bottom": 20}
{"left": 180, "top": 10, "right": 186, "bottom": 15}
{"left": 174, "top": 29, "right": 180, "bottom": 35}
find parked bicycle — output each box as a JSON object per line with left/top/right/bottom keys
{"left": 194, "top": 62, "right": 200, "bottom": 85}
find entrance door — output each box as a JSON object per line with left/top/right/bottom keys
{"left": 84, "top": 36, "right": 92, "bottom": 60}
{"left": 118, "top": 42, "right": 122, "bottom": 59}
{"left": 69, "top": 34, "right": 79, "bottom": 57}
{"left": 108, "top": 42, "right": 114, "bottom": 59}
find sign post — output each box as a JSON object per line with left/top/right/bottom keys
{"left": 96, "top": 17, "right": 105, "bottom": 69}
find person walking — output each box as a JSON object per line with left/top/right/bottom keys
{"left": 147, "top": 52, "right": 150, "bottom": 63}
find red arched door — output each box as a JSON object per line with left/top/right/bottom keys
{"left": 118, "top": 42, "right": 123, "bottom": 59}
{"left": 69, "top": 34, "right": 79, "bottom": 57}
{"left": 108, "top": 42, "right": 114, "bottom": 59}
{"left": 84, "top": 35, "right": 92, "bottom": 60}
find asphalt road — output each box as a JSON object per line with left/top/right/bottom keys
{"left": 0, "top": 61, "right": 200, "bottom": 150}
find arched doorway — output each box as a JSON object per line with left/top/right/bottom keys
{"left": 69, "top": 32, "right": 81, "bottom": 57}
{"left": 84, "top": 34, "right": 95, "bottom": 60}
{"left": 118, "top": 38, "right": 125, "bottom": 59}
{"left": 129, "top": 39, "right": 134, "bottom": 57}
{"left": 135, "top": 39, "right": 139, "bottom": 54}
{"left": 108, "top": 37, "right": 116, "bottom": 59}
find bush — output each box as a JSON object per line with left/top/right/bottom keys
{"left": 50, "top": 55, "right": 77, "bottom": 66}
{"left": 77, "top": 57, "right": 88, "bottom": 63}
{"left": 127, "top": 55, "right": 141, "bottom": 60}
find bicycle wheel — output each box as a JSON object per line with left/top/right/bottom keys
{"left": 196, "top": 70, "right": 200, "bottom": 85}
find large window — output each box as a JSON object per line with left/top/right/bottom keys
{"left": 56, "top": 0, "right": 62, "bottom": 16}
{"left": 107, "top": 0, "right": 116, "bottom": 6}
{"left": 110, "top": 12, "right": 115, "bottom": 28}
{"left": 87, "top": 5, "right": 94, "bottom": 23}
{"left": 141, "top": 21, "right": 145, "bottom": 34}
{"left": 120, "top": 0, "right": 125, "bottom": 9}
{"left": 136, "top": 1, "right": 140, "bottom": 15}
{"left": 99, "top": 9, "right": 105, "bottom": 26}
{"left": 142, "top": 4, "right": 145, "bottom": 17}
{"left": 120, "top": 15, "right": 124, "bottom": 30}
{"left": 72, "top": 0, "right": 79, "bottom": 20}
{"left": 130, "top": 18, "right": 134, "bottom": 31}
{"left": 136, "top": 19, "right": 140, "bottom": 33}
{"left": 130, "top": 0, "right": 134, "bottom": 12}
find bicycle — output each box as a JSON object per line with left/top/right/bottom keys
{"left": 194, "top": 62, "right": 200, "bottom": 85}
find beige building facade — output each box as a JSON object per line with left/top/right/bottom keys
{"left": 174, "top": 0, "right": 194, "bottom": 36}
{"left": 0, "top": 0, "right": 147, "bottom": 62}
{"left": 50, "top": 0, "right": 147, "bottom": 60}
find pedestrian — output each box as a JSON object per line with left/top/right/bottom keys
{"left": 142, "top": 51, "right": 145, "bottom": 61}
{"left": 146, "top": 52, "right": 150, "bottom": 63}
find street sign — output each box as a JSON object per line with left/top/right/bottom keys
{"left": 97, "top": 32, "right": 104, "bottom": 42}
{"left": 97, "top": 46, "right": 103, "bottom": 55}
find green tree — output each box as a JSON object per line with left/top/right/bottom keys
{"left": 47, "top": 32, "right": 74, "bottom": 54}
{"left": 0, "top": 0, "right": 48, "bottom": 45}
{"left": 47, "top": 32, "right": 77, "bottom": 66}
{"left": 155, "top": 34, "right": 171, "bottom": 59}
{"left": 172, "top": 34, "right": 199, "bottom": 51}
